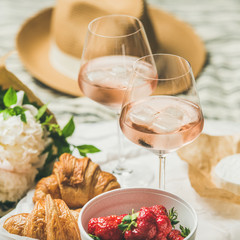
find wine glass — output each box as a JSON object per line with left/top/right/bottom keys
{"left": 78, "top": 15, "right": 153, "bottom": 186}
{"left": 119, "top": 53, "right": 204, "bottom": 189}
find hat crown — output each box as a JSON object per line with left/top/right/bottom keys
{"left": 51, "top": 0, "right": 148, "bottom": 58}
{"left": 15, "top": 0, "right": 206, "bottom": 96}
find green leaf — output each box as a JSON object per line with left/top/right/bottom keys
{"left": 168, "top": 207, "right": 180, "bottom": 228}
{"left": 1, "top": 106, "right": 27, "bottom": 123}
{"left": 62, "top": 116, "right": 75, "bottom": 138}
{"left": 0, "top": 88, "right": 7, "bottom": 109}
{"left": 118, "top": 223, "right": 129, "bottom": 232}
{"left": 180, "top": 225, "right": 190, "bottom": 237}
{"left": 35, "top": 104, "right": 48, "bottom": 121}
{"left": 48, "top": 123, "right": 62, "bottom": 136}
{"left": 20, "top": 113, "right": 27, "bottom": 123}
{"left": 13, "top": 106, "right": 25, "bottom": 115}
{"left": 131, "top": 212, "right": 139, "bottom": 221}
{"left": 2, "top": 110, "right": 9, "bottom": 120}
{"left": 42, "top": 115, "right": 62, "bottom": 135}
{"left": 35, "top": 159, "right": 56, "bottom": 180}
{"left": 22, "top": 93, "right": 30, "bottom": 105}
{"left": 13, "top": 106, "right": 22, "bottom": 115}
{"left": 76, "top": 144, "right": 100, "bottom": 157}
{"left": 44, "top": 115, "right": 53, "bottom": 124}
{"left": 58, "top": 143, "right": 71, "bottom": 155}
{"left": 3, "top": 87, "right": 17, "bottom": 107}
{"left": 88, "top": 234, "right": 101, "bottom": 240}
{"left": 2, "top": 108, "right": 15, "bottom": 120}
{"left": 122, "top": 215, "right": 132, "bottom": 223}
{"left": 53, "top": 135, "right": 72, "bottom": 155}
{"left": 118, "top": 209, "right": 139, "bottom": 233}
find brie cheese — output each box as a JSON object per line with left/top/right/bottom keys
{"left": 212, "top": 154, "right": 240, "bottom": 195}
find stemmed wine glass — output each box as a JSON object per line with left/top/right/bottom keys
{"left": 78, "top": 15, "right": 153, "bottom": 186}
{"left": 119, "top": 54, "right": 204, "bottom": 189}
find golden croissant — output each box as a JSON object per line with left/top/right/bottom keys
{"left": 3, "top": 194, "right": 81, "bottom": 240}
{"left": 33, "top": 153, "right": 120, "bottom": 208}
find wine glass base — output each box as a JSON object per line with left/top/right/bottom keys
{"left": 113, "top": 166, "right": 133, "bottom": 175}
{"left": 112, "top": 161, "right": 155, "bottom": 188}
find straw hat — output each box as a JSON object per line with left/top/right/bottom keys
{"left": 16, "top": 0, "right": 206, "bottom": 96}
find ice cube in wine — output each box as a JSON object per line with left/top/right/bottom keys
{"left": 120, "top": 96, "right": 204, "bottom": 153}
{"left": 78, "top": 55, "right": 157, "bottom": 111}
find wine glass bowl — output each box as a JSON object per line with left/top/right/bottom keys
{"left": 78, "top": 14, "right": 152, "bottom": 112}
{"left": 78, "top": 15, "right": 154, "bottom": 186}
{"left": 119, "top": 54, "right": 204, "bottom": 188}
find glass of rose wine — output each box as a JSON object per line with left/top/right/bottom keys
{"left": 119, "top": 53, "right": 204, "bottom": 189}
{"left": 78, "top": 15, "right": 154, "bottom": 186}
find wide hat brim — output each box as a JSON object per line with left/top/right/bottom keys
{"left": 16, "top": 6, "right": 206, "bottom": 97}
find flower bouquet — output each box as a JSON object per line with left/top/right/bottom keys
{"left": 0, "top": 56, "right": 100, "bottom": 216}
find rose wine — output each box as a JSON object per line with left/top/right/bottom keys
{"left": 78, "top": 55, "right": 157, "bottom": 111}
{"left": 120, "top": 96, "right": 204, "bottom": 153}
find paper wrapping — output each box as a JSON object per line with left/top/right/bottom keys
{"left": 178, "top": 133, "right": 240, "bottom": 204}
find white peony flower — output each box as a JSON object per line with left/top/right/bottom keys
{"left": 0, "top": 90, "right": 51, "bottom": 204}
{"left": 0, "top": 168, "right": 37, "bottom": 202}
{"left": 0, "top": 111, "right": 47, "bottom": 172}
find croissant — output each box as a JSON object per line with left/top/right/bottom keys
{"left": 33, "top": 153, "right": 120, "bottom": 209}
{"left": 3, "top": 194, "right": 81, "bottom": 240}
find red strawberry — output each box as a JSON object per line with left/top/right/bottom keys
{"left": 88, "top": 215, "right": 124, "bottom": 240}
{"left": 154, "top": 234, "right": 167, "bottom": 240}
{"left": 124, "top": 220, "right": 157, "bottom": 240}
{"left": 150, "top": 205, "right": 168, "bottom": 217}
{"left": 88, "top": 217, "right": 99, "bottom": 234}
{"left": 137, "top": 207, "right": 156, "bottom": 225}
{"left": 154, "top": 215, "right": 172, "bottom": 240}
{"left": 167, "top": 230, "right": 184, "bottom": 240}
{"left": 167, "top": 225, "right": 190, "bottom": 240}
{"left": 119, "top": 207, "right": 157, "bottom": 240}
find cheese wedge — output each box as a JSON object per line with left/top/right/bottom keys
{"left": 212, "top": 154, "right": 240, "bottom": 195}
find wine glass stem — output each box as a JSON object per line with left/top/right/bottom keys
{"left": 113, "top": 114, "right": 132, "bottom": 174}
{"left": 116, "top": 116, "right": 125, "bottom": 167}
{"left": 159, "top": 154, "right": 166, "bottom": 189}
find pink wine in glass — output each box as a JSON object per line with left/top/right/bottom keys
{"left": 120, "top": 96, "right": 204, "bottom": 153}
{"left": 78, "top": 55, "right": 157, "bottom": 111}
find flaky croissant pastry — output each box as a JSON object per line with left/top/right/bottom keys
{"left": 33, "top": 153, "right": 120, "bottom": 208}
{"left": 3, "top": 194, "right": 81, "bottom": 240}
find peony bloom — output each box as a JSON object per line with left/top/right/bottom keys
{"left": 0, "top": 91, "right": 50, "bottom": 204}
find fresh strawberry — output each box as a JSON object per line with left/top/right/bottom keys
{"left": 167, "top": 229, "right": 184, "bottom": 240}
{"left": 88, "top": 215, "right": 124, "bottom": 240}
{"left": 138, "top": 207, "right": 156, "bottom": 224}
{"left": 154, "top": 215, "right": 172, "bottom": 240}
{"left": 154, "top": 234, "right": 167, "bottom": 240}
{"left": 167, "top": 225, "right": 190, "bottom": 240}
{"left": 88, "top": 217, "right": 99, "bottom": 234}
{"left": 124, "top": 220, "right": 157, "bottom": 240}
{"left": 119, "top": 207, "right": 157, "bottom": 240}
{"left": 149, "top": 205, "right": 168, "bottom": 217}
{"left": 88, "top": 206, "right": 190, "bottom": 240}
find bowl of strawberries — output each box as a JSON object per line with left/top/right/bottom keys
{"left": 78, "top": 188, "right": 197, "bottom": 240}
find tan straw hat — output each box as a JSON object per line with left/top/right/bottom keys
{"left": 16, "top": 0, "right": 206, "bottom": 96}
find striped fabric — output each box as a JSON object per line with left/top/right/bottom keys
{"left": 1, "top": 0, "right": 240, "bottom": 123}
{"left": 0, "top": 2, "right": 240, "bottom": 240}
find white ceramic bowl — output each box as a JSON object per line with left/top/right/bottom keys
{"left": 78, "top": 188, "right": 197, "bottom": 240}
